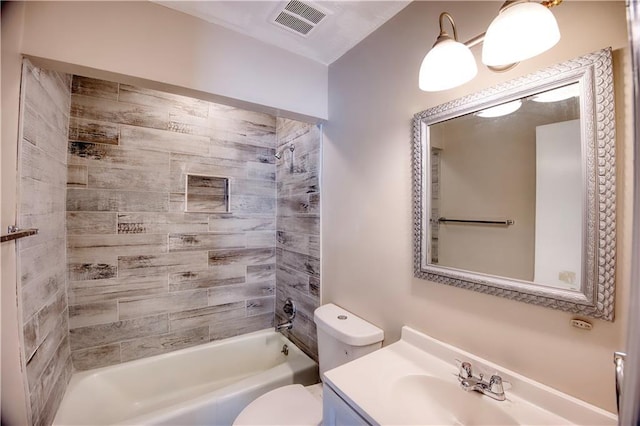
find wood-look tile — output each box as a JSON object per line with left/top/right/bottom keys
{"left": 21, "top": 271, "right": 66, "bottom": 324}
{"left": 209, "top": 118, "right": 276, "bottom": 149}
{"left": 69, "top": 301, "right": 118, "bottom": 328}
{"left": 309, "top": 276, "right": 320, "bottom": 298}
{"left": 22, "top": 104, "right": 67, "bottom": 164}
{"left": 169, "top": 302, "right": 246, "bottom": 331}
{"left": 230, "top": 195, "right": 275, "bottom": 214}
{"left": 233, "top": 178, "right": 276, "bottom": 198}
{"left": 168, "top": 266, "right": 245, "bottom": 291}
{"left": 246, "top": 162, "right": 275, "bottom": 181}
{"left": 67, "top": 234, "right": 167, "bottom": 260}
{"left": 277, "top": 194, "right": 320, "bottom": 215}
{"left": 68, "top": 275, "right": 168, "bottom": 305}
{"left": 277, "top": 174, "right": 319, "bottom": 198}
{"left": 118, "top": 84, "right": 208, "bottom": 118}
{"left": 209, "top": 139, "right": 275, "bottom": 164}
{"left": 208, "top": 247, "right": 275, "bottom": 266}
{"left": 32, "top": 290, "right": 68, "bottom": 349}
{"left": 71, "top": 76, "right": 118, "bottom": 100}
{"left": 21, "top": 177, "right": 66, "bottom": 217}
{"left": 67, "top": 212, "right": 117, "bottom": 235}
{"left": 24, "top": 318, "right": 39, "bottom": 362}
{"left": 209, "top": 313, "right": 273, "bottom": 341}
{"left": 120, "top": 326, "right": 209, "bottom": 362}
{"left": 33, "top": 353, "right": 72, "bottom": 426}
{"left": 168, "top": 233, "right": 245, "bottom": 252}
{"left": 70, "top": 94, "right": 168, "bottom": 130}
{"left": 247, "top": 264, "right": 276, "bottom": 283}
{"left": 247, "top": 231, "right": 276, "bottom": 248}
{"left": 31, "top": 67, "right": 72, "bottom": 120}
{"left": 67, "top": 262, "right": 117, "bottom": 282}
{"left": 276, "top": 216, "right": 320, "bottom": 235}
{"left": 67, "top": 188, "right": 169, "bottom": 212}
{"left": 277, "top": 248, "right": 320, "bottom": 278}
{"left": 21, "top": 141, "right": 67, "bottom": 188}
{"left": 208, "top": 214, "right": 275, "bottom": 233}
{"left": 25, "top": 313, "right": 68, "bottom": 390}
{"left": 25, "top": 67, "right": 70, "bottom": 136}
{"left": 87, "top": 165, "right": 170, "bottom": 192}
{"left": 20, "top": 237, "right": 66, "bottom": 284}
{"left": 167, "top": 110, "right": 211, "bottom": 138}
{"left": 246, "top": 296, "right": 275, "bottom": 317}
{"left": 67, "top": 165, "right": 88, "bottom": 187}
{"left": 117, "top": 251, "right": 209, "bottom": 277}
{"left": 207, "top": 281, "right": 274, "bottom": 306}
{"left": 71, "top": 344, "right": 121, "bottom": 371}
{"left": 117, "top": 212, "right": 208, "bottom": 234}
{"left": 169, "top": 158, "right": 247, "bottom": 194}
{"left": 119, "top": 124, "right": 209, "bottom": 155}
{"left": 276, "top": 264, "right": 310, "bottom": 293}
{"left": 69, "top": 314, "right": 168, "bottom": 351}
{"left": 68, "top": 141, "right": 171, "bottom": 170}
{"left": 118, "top": 290, "right": 208, "bottom": 320}
{"left": 17, "top": 211, "right": 65, "bottom": 251}
{"left": 68, "top": 117, "right": 119, "bottom": 145}
{"left": 276, "top": 118, "right": 313, "bottom": 147}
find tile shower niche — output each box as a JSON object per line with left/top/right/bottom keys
{"left": 185, "top": 174, "right": 230, "bottom": 213}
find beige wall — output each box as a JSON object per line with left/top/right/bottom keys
{"left": 324, "top": 1, "right": 631, "bottom": 412}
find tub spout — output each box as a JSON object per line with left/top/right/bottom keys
{"left": 275, "top": 321, "right": 293, "bottom": 331}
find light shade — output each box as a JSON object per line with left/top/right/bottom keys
{"left": 419, "top": 38, "right": 478, "bottom": 92}
{"left": 531, "top": 83, "right": 580, "bottom": 103}
{"left": 482, "top": 1, "right": 560, "bottom": 67}
{"left": 475, "top": 99, "right": 522, "bottom": 118}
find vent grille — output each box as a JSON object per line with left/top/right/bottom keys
{"left": 284, "top": 0, "right": 326, "bottom": 24}
{"left": 274, "top": 12, "right": 314, "bottom": 35}
{"left": 272, "top": 0, "right": 329, "bottom": 37}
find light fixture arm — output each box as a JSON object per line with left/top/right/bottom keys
{"left": 436, "top": 12, "right": 458, "bottom": 43}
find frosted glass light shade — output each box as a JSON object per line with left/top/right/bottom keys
{"left": 419, "top": 38, "right": 477, "bottom": 92}
{"left": 482, "top": 1, "right": 560, "bottom": 67}
{"left": 475, "top": 99, "right": 522, "bottom": 118}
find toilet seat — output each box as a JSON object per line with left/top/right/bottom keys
{"left": 233, "top": 384, "right": 322, "bottom": 426}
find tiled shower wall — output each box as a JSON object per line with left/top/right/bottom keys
{"left": 66, "top": 76, "right": 280, "bottom": 370}
{"left": 18, "top": 61, "right": 72, "bottom": 425}
{"left": 275, "top": 119, "right": 321, "bottom": 359}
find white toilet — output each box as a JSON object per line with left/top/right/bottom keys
{"left": 233, "top": 303, "right": 384, "bottom": 426}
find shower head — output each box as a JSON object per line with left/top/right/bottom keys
{"left": 274, "top": 144, "right": 295, "bottom": 160}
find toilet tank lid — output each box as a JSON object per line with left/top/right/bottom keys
{"left": 313, "top": 304, "right": 384, "bottom": 346}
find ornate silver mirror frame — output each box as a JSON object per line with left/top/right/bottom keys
{"left": 412, "top": 48, "right": 616, "bottom": 320}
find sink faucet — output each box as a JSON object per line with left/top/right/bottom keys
{"left": 457, "top": 361, "right": 506, "bottom": 401}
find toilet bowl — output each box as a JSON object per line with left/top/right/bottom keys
{"left": 232, "top": 303, "right": 384, "bottom": 426}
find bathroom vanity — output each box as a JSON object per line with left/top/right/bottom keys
{"left": 322, "top": 326, "right": 616, "bottom": 425}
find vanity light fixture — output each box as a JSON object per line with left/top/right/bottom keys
{"left": 419, "top": 0, "right": 562, "bottom": 92}
{"left": 475, "top": 99, "right": 522, "bottom": 118}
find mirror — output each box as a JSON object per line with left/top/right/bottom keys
{"left": 412, "top": 48, "right": 616, "bottom": 320}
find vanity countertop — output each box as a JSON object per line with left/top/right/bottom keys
{"left": 323, "top": 326, "right": 617, "bottom": 426}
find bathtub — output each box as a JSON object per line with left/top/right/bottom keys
{"left": 53, "top": 329, "right": 319, "bottom": 425}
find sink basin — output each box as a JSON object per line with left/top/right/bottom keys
{"left": 323, "top": 326, "right": 617, "bottom": 426}
{"left": 387, "top": 375, "right": 518, "bottom": 425}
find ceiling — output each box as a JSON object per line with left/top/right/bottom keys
{"left": 153, "top": 1, "right": 411, "bottom": 65}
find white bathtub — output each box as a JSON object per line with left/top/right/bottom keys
{"left": 53, "top": 329, "right": 319, "bottom": 425}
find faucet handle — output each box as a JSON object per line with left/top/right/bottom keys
{"left": 489, "top": 375, "right": 504, "bottom": 395}
{"left": 458, "top": 361, "right": 473, "bottom": 379}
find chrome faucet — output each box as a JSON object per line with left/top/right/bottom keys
{"left": 275, "top": 298, "right": 296, "bottom": 332}
{"left": 457, "top": 361, "right": 506, "bottom": 401}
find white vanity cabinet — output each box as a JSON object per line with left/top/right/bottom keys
{"left": 322, "top": 384, "right": 371, "bottom": 426}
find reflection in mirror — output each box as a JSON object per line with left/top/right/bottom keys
{"left": 429, "top": 83, "right": 581, "bottom": 291}
{"left": 413, "top": 48, "right": 616, "bottom": 320}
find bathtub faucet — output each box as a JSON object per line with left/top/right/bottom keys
{"left": 275, "top": 298, "right": 296, "bottom": 332}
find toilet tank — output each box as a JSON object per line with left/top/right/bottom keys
{"left": 313, "top": 304, "right": 384, "bottom": 378}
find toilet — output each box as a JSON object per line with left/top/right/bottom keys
{"left": 233, "top": 303, "right": 384, "bottom": 425}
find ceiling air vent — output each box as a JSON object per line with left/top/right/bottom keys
{"left": 272, "top": 0, "right": 329, "bottom": 37}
